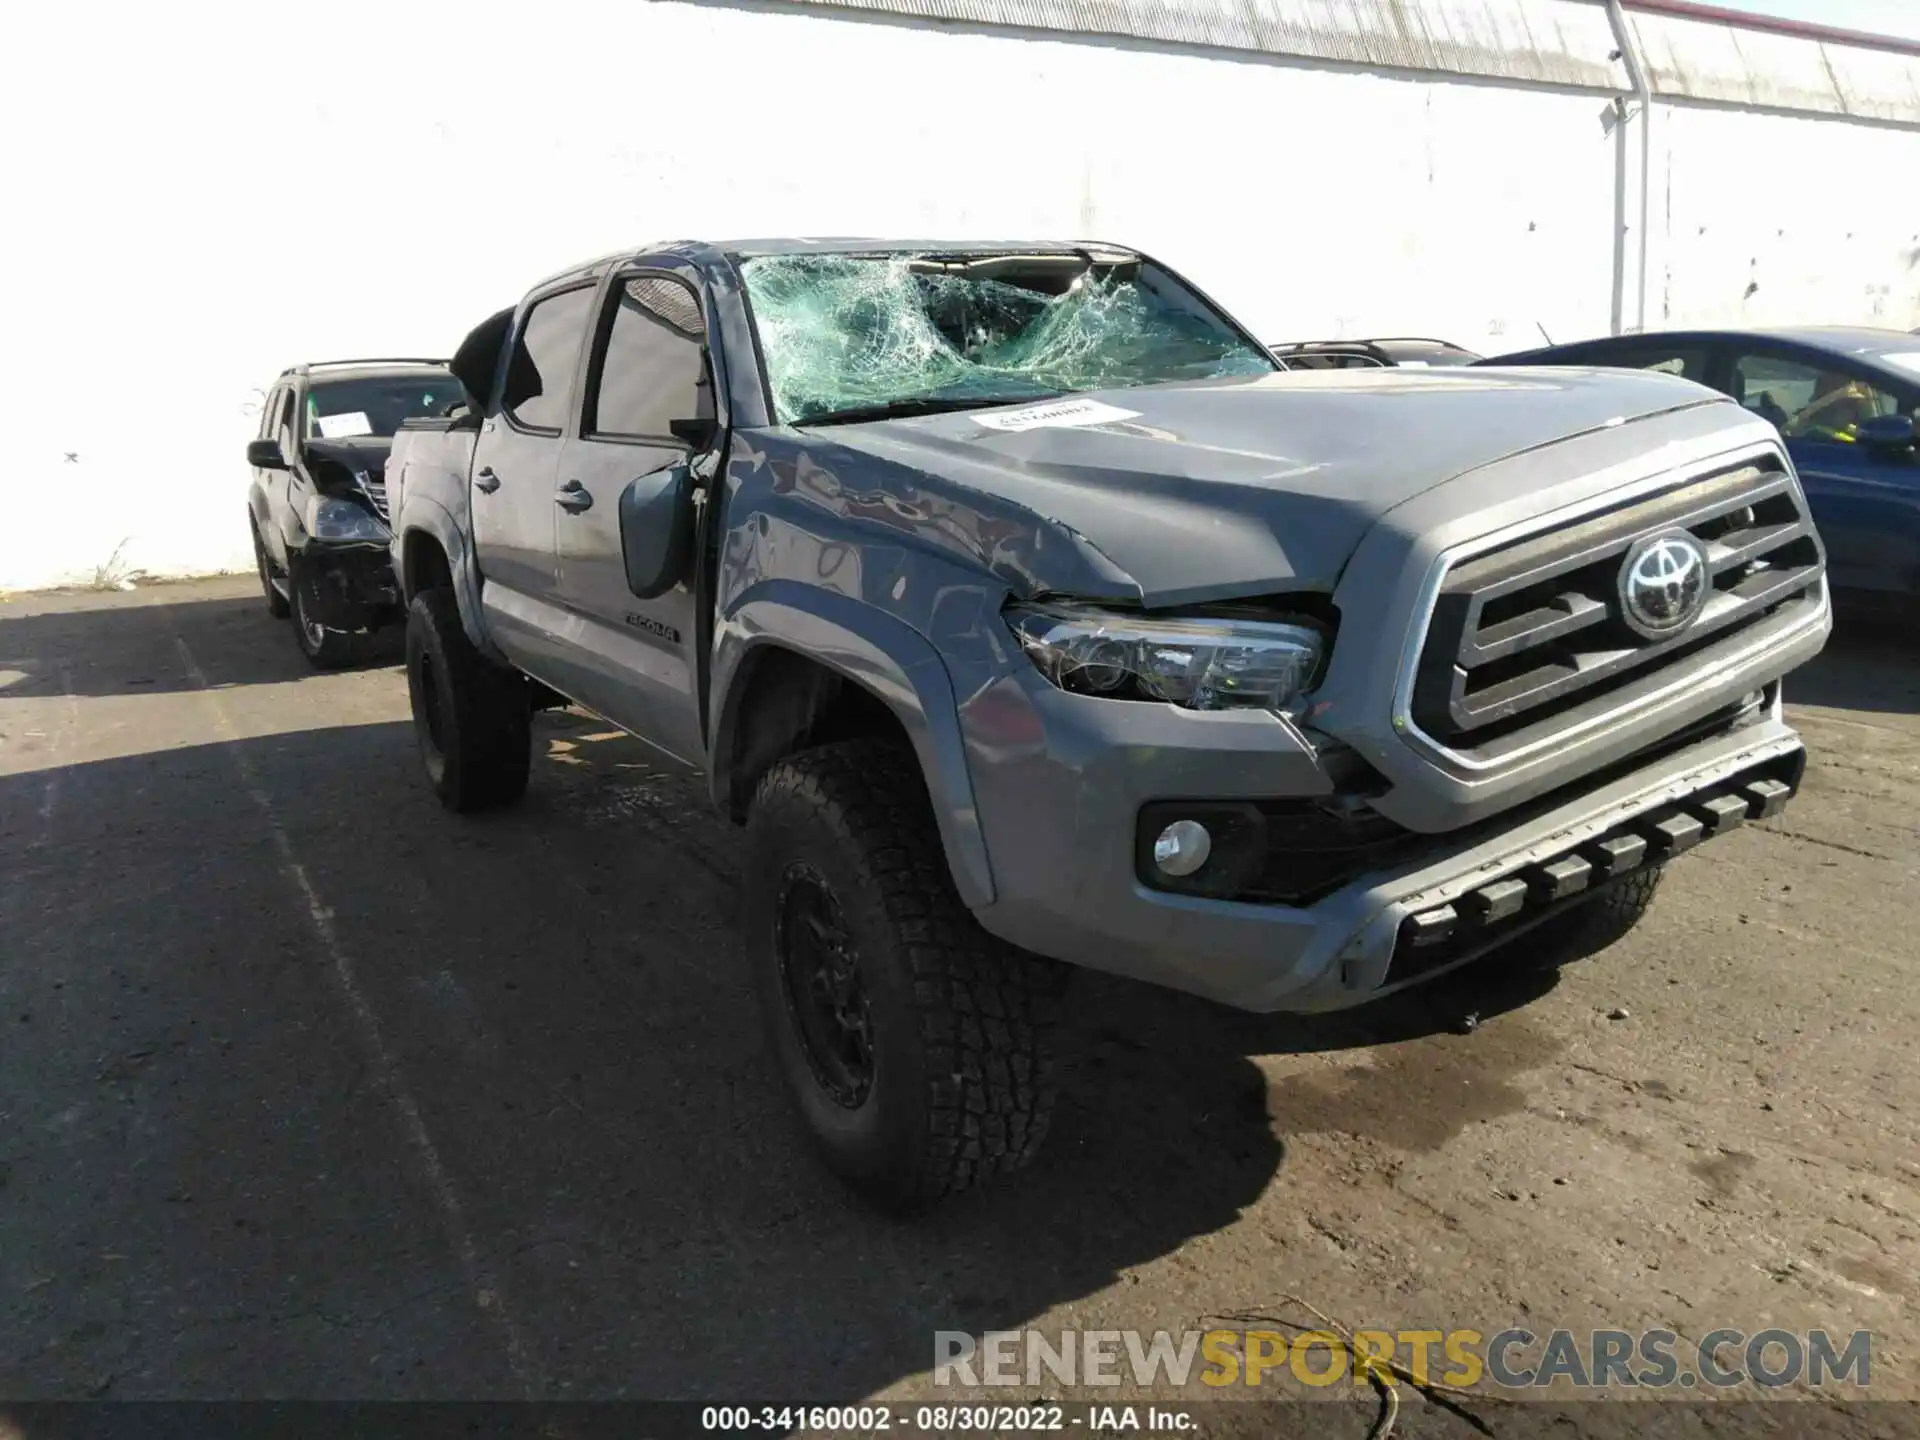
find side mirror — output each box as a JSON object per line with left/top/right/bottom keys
{"left": 247, "top": 438, "right": 289, "bottom": 470}
{"left": 1855, "top": 413, "right": 1916, "bottom": 451}
{"left": 669, "top": 416, "right": 717, "bottom": 451}
{"left": 620, "top": 462, "right": 697, "bottom": 600}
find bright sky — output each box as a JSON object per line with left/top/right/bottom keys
{"left": 1711, "top": 0, "right": 1920, "bottom": 41}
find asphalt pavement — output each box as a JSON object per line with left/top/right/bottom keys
{"left": 1, "top": 577, "right": 1915, "bottom": 1432}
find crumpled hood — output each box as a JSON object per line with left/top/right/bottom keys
{"left": 304, "top": 435, "right": 393, "bottom": 481}
{"left": 803, "top": 366, "right": 1722, "bottom": 605}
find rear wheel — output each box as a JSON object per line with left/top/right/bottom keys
{"left": 405, "top": 587, "right": 530, "bottom": 812}
{"left": 745, "top": 739, "right": 1065, "bottom": 1212}
{"left": 253, "top": 520, "right": 290, "bottom": 619}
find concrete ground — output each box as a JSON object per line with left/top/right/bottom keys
{"left": 1, "top": 577, "right": 1915, "bottom": 1432}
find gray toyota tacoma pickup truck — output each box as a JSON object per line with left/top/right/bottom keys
{"left": 387, "top": 239, "right": 1831, "bottom": 1210}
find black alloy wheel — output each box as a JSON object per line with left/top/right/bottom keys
{"left": 775, "top": 864, "right": 875, "bottom": 1109}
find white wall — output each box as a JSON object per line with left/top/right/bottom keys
{"left": 1, "top": 0, "right": 1880, "bottom": 591}
{"left": 1649, "top": 102, "right": 1920, "bottom": 333}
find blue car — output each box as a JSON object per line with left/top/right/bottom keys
{"left": 1483, "top": 327, "right": 1920, "bottom": 608}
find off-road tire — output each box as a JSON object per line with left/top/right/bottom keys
{"left": 745, "top": 740, "right": 1065, "bottom": 1212}
{"left": 405, "top": 587, "right": 530, "bottom": 812}
{"left": 289, "top": 559, "right": 361, "bottom": 669}
{"left": 1527, "top": 864, "right": 1666, "bottom": 965}
{"left": 253, "top": 520, "right": 291, "bottom": 619}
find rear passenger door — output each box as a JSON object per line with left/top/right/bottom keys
{"left": 547, "top": 270, "right": 714, "bottom": 763}
{"left": 469, "top": 282, "right": 596, "bottom": 658}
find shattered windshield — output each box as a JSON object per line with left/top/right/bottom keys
{"left": 739, "top": 251, "right": 1276, "bottom": 425}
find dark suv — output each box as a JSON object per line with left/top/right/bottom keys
{"left": 1268, "top": 336, "right": 1482, "bottom": 369}
{"left": 246, "top": 359, "right": 461, "bottom": 666}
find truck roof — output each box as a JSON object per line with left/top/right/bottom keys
{"left": 714, "top": 238, "right": 1143, "bottom": 259}
{"left": 523, "top": 239, "right": 1149, "bottom": 292}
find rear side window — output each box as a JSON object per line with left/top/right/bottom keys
{"left": 502, "top": 286, "right": 595, "bottom": 432}
{"left": 1610, "top": 347, "right": 1711, "bottom": 383}
{"left": 588, "top": 276, "right": 711, "bottom": 440}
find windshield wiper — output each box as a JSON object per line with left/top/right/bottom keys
{"left": 794, "top": 393, "right": 1063, "bottom": 428}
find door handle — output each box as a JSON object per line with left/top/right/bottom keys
{"left": 475, "top": 466, "right": 501, "bottom": 494}
{"left": 555, "top": 479, "right": 594, "bottom": 514}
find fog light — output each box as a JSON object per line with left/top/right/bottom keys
{"left": 1152, "top": 820, "right": 1212, "bottom": 877}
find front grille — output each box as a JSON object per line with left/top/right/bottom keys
{"left": 358, "top": 468, "right": 389, "bottom": 522}
{"left": 1242, "top": 799, "right": 1422, "bottom": 903}
{"left": 1410, "top": 456, "right": 1823, "bottom": 758}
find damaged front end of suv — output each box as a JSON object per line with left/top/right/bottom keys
{"left": 297, "top": 436, "right": 399, "bottom": 623}
{"left": 246, "top": 360, "right": 458, "bottom": 667}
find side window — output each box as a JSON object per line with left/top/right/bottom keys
{"left": 502, "top": 285, "right": 596, "bottom": 432}
{"left": 1611, "top": 347, "right": 1710, "bottom": 383}
{"left": 256, "top": 386, "right": 282, "bottom": 440}
{"left": 587, "top": 275, "right": 713, "bottom": 440}
{"left": 1730, "top": 353, "right": 1901, "bottom": 441}
{"left": 275, "top": 389, "right": 298, "bottom": 457}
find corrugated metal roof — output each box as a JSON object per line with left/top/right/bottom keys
{"left": 757, "top": 0, "right": 1920, "bottom": 125}
{"left": 1628, "top": 8, "right": 1920, "bottom": 125}
{"left": 1623, "top": 0, "right": 1920, "bottom": 61}
{"left": 776, "top": 0, "right": 1633, "bottom": 91}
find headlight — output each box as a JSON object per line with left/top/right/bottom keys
{"left": 1006, "top": 602, "right": 1326, "bottom": 712}
{"left": 304, "top": 494, "right": 389, "bottom": 543}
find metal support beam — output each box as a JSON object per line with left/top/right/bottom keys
{"left": 1605, "top": 0, "right": 1654, "bottom": 334}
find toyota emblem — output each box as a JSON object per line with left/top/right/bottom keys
{"left": 1618, "top": 530, "right": 1709, "bottom": 639}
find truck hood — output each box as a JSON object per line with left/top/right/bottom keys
{"left": 304, "top": 435, "right": 394, "bottom": 478}
{"left": 802, "top": 367, "right": 1724, "bottom": 606}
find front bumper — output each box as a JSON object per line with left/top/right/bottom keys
{"left": 963, "top": 674, "right": 1804, "bottom": 1013}
{"left": 292, "top": 544, "right": 401, "bottom": 630}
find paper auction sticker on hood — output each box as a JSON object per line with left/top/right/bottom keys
{"left": 974, "top": 398, "right": 1142, "bottom": 433}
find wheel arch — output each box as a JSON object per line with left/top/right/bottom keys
{"left": 711, "top": 584, "right": 996, "bottom": 910}
{"left": 394, "top": 500, "right": 496, "bottom": 661}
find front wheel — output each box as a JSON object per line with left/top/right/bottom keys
{"left": 405, "top": 587, "right": 530, "bottom": 812}
{"left": 290, "top": 560, "right": 361, "bottom": 669}
{"left": 1526, "top": 864, "right": 1666, "bottom": 965}
{"left": 745, "top": 739, "right": 1065, "bottom": 1212}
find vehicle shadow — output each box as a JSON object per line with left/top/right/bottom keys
{"left": 0, "top": 586, "right": 402, "bottom": 700}
{"left": 1790, "top": 609, "right": 1920, "bottom": 716}
{"left": 0, "top": 722, "right": 1577, "bottom": 1406}
{"left": 0, "top": 591, "right": 1567, "bottom": 1409}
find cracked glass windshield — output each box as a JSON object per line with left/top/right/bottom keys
{"left": 739, "top": 251, "right": 1276, "bottom": 425}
